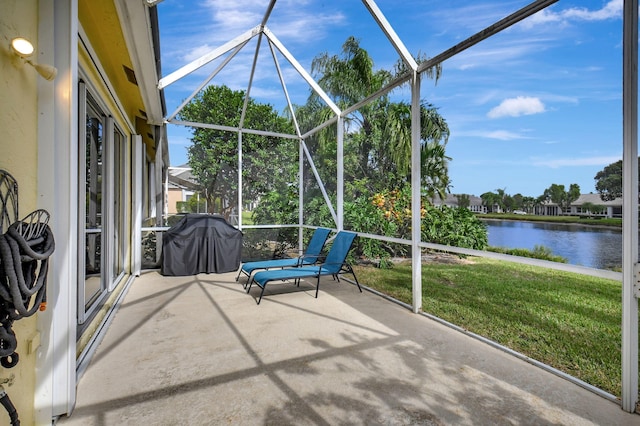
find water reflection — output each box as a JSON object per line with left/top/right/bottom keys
{"left": 482, "top": 220, "right": 623, "bottom": 270}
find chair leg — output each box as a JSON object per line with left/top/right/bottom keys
{"left": 257, "top": 284, "right": 266, "bottom": 305}
{"left": 237, "top": 267, "right": 250, "bottom": 282}
{"left": 246, "top": 279, "right": 254, "bottom": 294}
{"left": 238, "top": 269, "right": 253, "bottom": 288}
{"left": 348, "top": 265, "right": 362, "bottom": 293}
{"left": 315, "top": 275, "right": 320, "bottom": 298}
{"left": 242, "top": 271, "right": 254, "bottom": 290}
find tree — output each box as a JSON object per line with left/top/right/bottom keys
{"left": 594, "top": 158, "right": 640, "bottom": 201}
{"left": 542, "top": 183, "right": 580, "bottom": 214}
{"left": 512, "top": 193, "right": 524, "bottom": 211}
{"left": 595, "top": 160, "right": 622, "bottom": 201}
{"left": 503, "top": 195, "right": 515, "bottom": 212}
{"left": 494, "top": 188, "right": 507, "bottom": 212}
{"left": 581, "top": 202, "right": 605, "bottom": 218}
{"left": 299, "top": 36, "right": 451, "bottom": 200}
{"left": 480, "top": 191, "right": 499, "bottom": 213}
{"left": 179, "top": 85, "right": 296, "bottom": 219}
{"left": 521, "top": 196, "right": 536, "bottom": 213}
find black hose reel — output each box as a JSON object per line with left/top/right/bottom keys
{"left": 0, "top": 170, "right": 55, "bottom": 425}
{"left": 0, "top": 209, "right": 55, "bottom": 367}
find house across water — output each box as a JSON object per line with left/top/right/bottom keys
{"left": 435, "top": 193, "right": 623, "bottom": 218}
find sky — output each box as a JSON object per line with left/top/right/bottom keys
{"left": 157, "top": 0, "right": 625, "bottom": 199}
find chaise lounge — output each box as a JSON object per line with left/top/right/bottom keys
{"left": 236, "top": 227, "right": 331, "bottom": 286}
{"left": 246, "top": 230, "right": 362, "bottom": 304}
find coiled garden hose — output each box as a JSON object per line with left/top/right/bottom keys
{"left": 0, "top": 212, "right": 54, "bottom": 364}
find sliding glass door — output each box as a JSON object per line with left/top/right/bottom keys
{"left": 78, "top": 81, "right": 129, "bottom": 325}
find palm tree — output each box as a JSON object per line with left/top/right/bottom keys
{"left": 298, "top": 36, "right": 450, "bottom": 199}
{"left": 495, "top": 188, "right": 507, "bottom": 212}
{"left": 481, "top": 191, "right": 499, "bottom": 213}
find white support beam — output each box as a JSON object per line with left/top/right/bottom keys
{"left": 361, "top": 0, "right": 418, "bottom": 71}
{"left": 36, "top": 0, "right": 78, "bottom": 421}
{"left": 158, "top": 25, "right": 261, "bottom": 89}
{"left": 238, "top": 132, "right": 243, "bottom": 229}
{"left": 301, "top": 115, "right": 339, "bottom": 140}
{"left": 417, "top": 0, "right": 558, "bottom": 75}
{"left": 336, "top": 117, "right": 344, "bottom": 230}
{"left": 239, "top": 33, "right": 263, "bottom": 129}
{"left": 299, "top": 137, "right": 304, "bottom": 250}
{"left": 132, "top": 135, "right": 144, "bottom": 276}
{"left": 166, "top": 42, "right": 248, "bottom": 121}
{"left": 168, "top": 119, "right": 299, "bottom": 139}
{"left": 263, "top": 26, "right": 341, "bottom": 116}
{"left": 269, "top": 40, "right": 302, "bottom": 137}
{"left": 342, "top": 71, "right": 411, "bottom": 117}
{"left": 621, "top": 0, "right": 639, "bottom": 413}
{"left": 301, "top": 141, "right": 338, "bottom": 226}
{"left": 411, "top": 72, "right": 422, "bottom": 314}
{"left": 261, "top": 0, "right": 277, "bottom": 27}
{"left": 265, "top": 35, "right": 304, "bottom": 246}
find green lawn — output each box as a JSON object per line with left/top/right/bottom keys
{"left": 242, "top": 210, "right": 254, "bottom": 225}
{"left": 353, "top": 257, "right": 626, "bottom": 396}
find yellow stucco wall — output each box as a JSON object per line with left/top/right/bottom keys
{"left": 0, "top": 1, "right": 43, "bottom": 425}
{"left": 1, "top": 0, "right": 164, "bottom": 422}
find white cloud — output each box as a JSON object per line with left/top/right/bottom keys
{"left": 448, "top": 37, "right": 555, "bottom": 71}
{"left": 484, "top": 130, "right": 526, "bottom": 140}
{"left": 159, "top": 0, "right": 345, "bottom": 104}
{"left": 201, "top": 0, "right": 345, "bottom": 45}
{"left": 181, "top": 44, "right": 217, "bottom": 63}
{"left": 562, "top": 0, "right": 622, "bottom": 21}
{"left": 455, "top": 129, "right": 529, "bottom": 141}
{"left": 533, "top": 156, "right": 622, "bottom": 169}
{"left": 161, "top": 0, "right": 345, "bottom": 74}
{"left": 487, "top": 96, "right": 546, "bottom": 119}
{"left": 524, "top": 0, "right": 622, "bottom": 28}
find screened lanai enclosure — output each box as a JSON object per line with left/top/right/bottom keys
{"left": 155, "top": 0, "right": 638, "bottom": 412}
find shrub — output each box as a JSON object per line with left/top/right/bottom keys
{"left": 253, "top": 185, "right": 489, "bottom": 268}
{"left": 346, "top": 186, "right": 488, "bottom": 266}
{"left": 487, "top": 245, "right": 567, "bottom": 263}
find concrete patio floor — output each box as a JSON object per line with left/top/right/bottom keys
{"left": 56, "top": 270, "right": 639, "bottom": 425}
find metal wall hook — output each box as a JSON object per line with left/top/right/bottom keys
{"left": 15, "top": 209, "right": 50, "bottom": 241}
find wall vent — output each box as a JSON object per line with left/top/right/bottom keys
{"left": 123, "top": 65, "right": 138, "bottom": 85}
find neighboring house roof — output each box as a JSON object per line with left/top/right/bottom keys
{"left": 539, "top": 193, "right": 622, "bottom": 207}
{"left": 432, "top": 194, "right": 483, "bottom": 207}
{"left": 571, "top": 193, "right": 622, "bottom": 206}
{"left": 168, "top": 165, "right": 199, "bottom": 190}
{"left": 434, "top": 193, "right": 622, "bottom": 208}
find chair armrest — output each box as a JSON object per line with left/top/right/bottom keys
{"left": 316, "top": 261, "right": 349, "bottom": 273}
{"left": 296, "top": 253, "right": 325, "bottom": 265}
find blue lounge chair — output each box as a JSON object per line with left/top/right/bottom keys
{"left": 247, "top": 231, "right": 362, "bottom": 304}
{"left": 236, "top": 227, "right": 332, "bottom": 285}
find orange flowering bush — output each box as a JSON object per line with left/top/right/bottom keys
{"left": 357, "top": 186, "right": 488, "bottom": 261}
{"left": 300, "top": 186, "right": 488, "bottom": 268}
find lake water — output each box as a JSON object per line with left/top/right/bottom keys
{"left": 482, "top": 220, "right": 623, "bottom": 270}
